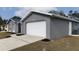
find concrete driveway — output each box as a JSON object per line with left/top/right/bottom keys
{"left": 0, "top": 34, "right": 43, "bottom": 51}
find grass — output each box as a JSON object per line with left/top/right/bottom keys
{"left": 0, "top": 32, "right": 11, "bottom": 39}
{"left": 11, "top": 36, "right": 79, "bottom": 51}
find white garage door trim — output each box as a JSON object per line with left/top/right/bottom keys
{"left": 26, "top": 21, "right": 46, "bottom": 37}
{"left": 69, "top": 22, "right": 72, "bottom": 35}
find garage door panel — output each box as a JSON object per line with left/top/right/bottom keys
{"left": 26, "top": 21, "right": 46, "bottom": 37}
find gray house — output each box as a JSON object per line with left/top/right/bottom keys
{"left": 8, "top": 11, "right": 79, "bottom": 39}
{"left": 8, "top": 19, "right": 21, "bottom": 34}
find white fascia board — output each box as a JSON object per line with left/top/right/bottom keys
{"left": 32, "top": 10, "right": 52, "bottom": 16}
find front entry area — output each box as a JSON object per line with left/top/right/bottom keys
{"left": 18, "top": 23, "right": 21, "bottom": 33}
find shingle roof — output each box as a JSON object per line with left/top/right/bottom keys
{"left": 11, "top": 16, "right": 21, "bottom": 22}
{"left": 21, "top": 10, "right": 79, "bottom": 23}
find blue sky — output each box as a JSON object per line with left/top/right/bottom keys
{"left": 0, "top": 7, "right": 19, "bottom": 20}
{"left": 0, "top": 7, "right": 79, "bottom": 20}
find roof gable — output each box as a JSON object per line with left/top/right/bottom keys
{"left": 20, "top": 10, "right": 79, "bottom": 23}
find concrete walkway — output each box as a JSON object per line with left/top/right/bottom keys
{"left": 0, "top": 34, "right": 43, "bottom": 51}
{"left": 12, "top": 34, "right": 44, "bottom": 43}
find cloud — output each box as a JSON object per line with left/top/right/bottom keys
{"left": 31, "top": 7, "right": 57, "bottom": 12}
{"left": 15, "top": 7, "right": 57, "bottom": 18}
{"left": 2, "top": 7, "right": 12, "bottom": 11}
{"left": 15, "top": 7, "right": 31, "bottom": 17}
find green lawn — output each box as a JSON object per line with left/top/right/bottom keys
{"left": 11, "top": 36, "right": 79, "bottom": 51}
{"left": 0, "top": 32, "right": 11, "bottom": 39}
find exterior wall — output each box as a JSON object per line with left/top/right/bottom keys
{"left": 72, "top": 22, "right": 79, "bottom": 34}
{"left": 21, "top": 13, "right": 71, "bottom": 39}
{"left": 21, "top": 13, "right": 78, "bottom": 39}
{"left": 8, "top": 21, "right": 13, "bottom": 32}
{"left": 51, "top": 18, "right": 69, "bottom": 39}
{"left": 15, "top": 23, "right": 19, "bottom": 33}
{"left": 8, "top": 21, "right": 18, "bottom": 33}
{"left": 21, "top": 13, "right": 51, "bottom": 39}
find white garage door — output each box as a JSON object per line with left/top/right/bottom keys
{"left": 26, "top": 21, "right": 46, "bottom": 37}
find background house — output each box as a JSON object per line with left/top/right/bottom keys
{"left": 7, "top": 16, "right": 21, "bottom": 33}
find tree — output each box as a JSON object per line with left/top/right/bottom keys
{"left": 49, "top": 10, "right": 66, "bottom": 16}
{"left": 72, "top": 11, "right": 79, "bottom": 18}
{"left": 2, "top": 19, "right": 8, "bottom": 30}
{"left": 0, "top": 17, "right": 3, "bottom": 31}
{"left": 59, "top": 10, "right": 66, "bottom": 16}
{"left": 49, "top": 10, "right": 59, "bottom": 14}
{"left": 0, "top": 16, "right": 3, "bottom": 25}
{"left": 68, "top": 10, "right": 79, "bottom": 21}
{"left": 68, "top": 10, "right": 73, "bottom": 16}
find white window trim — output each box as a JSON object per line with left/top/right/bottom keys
{"left": 69, "top": 22, "right": 72, "bottom": 35}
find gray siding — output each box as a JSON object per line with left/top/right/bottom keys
{"left": 8, "top": 21, "right": 12, "bottom": 32}
{"left": 21, "top": 13, "right": 73, "bottom": 40}
{"left": 8, "top": 21, "right": 18, "bottom": 33}
{"left": 15, "top": 23, "right": 18, "bottom": 33}
{"left": 21, "top": 13, "right": 51, "bottom": 39}
{"left": 51, "top": 18, "right": 69, "bottom": 39}
{"left": 72, "top": 22, "right": 79, "bottom": 34}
